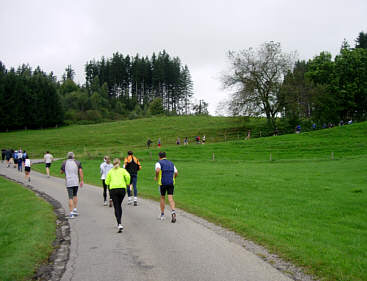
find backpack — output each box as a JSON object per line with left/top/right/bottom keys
{"left": 125, "top": 156, "right": 139, "bottom": 175}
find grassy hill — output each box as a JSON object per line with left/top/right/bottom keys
{"left": 3, "top": 117, "right": 367, "bottom": 280}
{"left": 0, "top": 116, "right": 257, "bottom": 158}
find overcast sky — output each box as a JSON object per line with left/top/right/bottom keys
{"left": 1, "top": 0, "right": 366, "bottom": 114}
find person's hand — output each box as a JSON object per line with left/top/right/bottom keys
{"left": 154, "top": 176, "right": 157, "bottom": 181}
{"left": 80, "top": 180, "right": 84, "bottom": 188}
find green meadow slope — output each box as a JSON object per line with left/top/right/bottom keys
{"left": 30, "top": 120, "right": 367, "bottom": 281}
{"left": 0, "top": 116, "right": 253, "bottom": 157}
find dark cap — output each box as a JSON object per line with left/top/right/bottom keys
{"left": 128, "top": 151, "right": 133, "bottom": 155}
{"left": 159, "top": 151, "right": 166, "bottom": 158}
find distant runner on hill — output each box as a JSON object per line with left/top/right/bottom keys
{"left": 61, "top": 152, "right": 84, "bottom": 219}
{"left": 124, "top": 151, "right": 141, "bottom": 206}
{"left": 105, "top": 158, "right": 130, "bottom": 233}
{"left": 155, "top": 151, "right": 178, "bottom": 223}
{"left": 44, "top": 151, "right": 54, "bottom": 177}
{"left": 100, "top": 156, "right": 113, "bottom": 207}
{"left": 147, "top": 139, "right": 152, "bottom": 149}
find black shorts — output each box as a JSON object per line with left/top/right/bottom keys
{"left": 67, "top": 186, "right": 78, "bottom": 199}
{"left": 45, "top": 163, "right": 51, "bottom": 168}
{"left": 160, "top": 184, "right": 174, "bottom": 196}
{"left": 25, "top": 167, "right": 31, "bottom": 172}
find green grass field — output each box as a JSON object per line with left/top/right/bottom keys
{"left": 0, "top": 115, "right": 273, "bottom": 158}
{"left": 4, "top": 117, "right": 367, "bottom": 280}
{"left": 0, "top": 177, "right": 56, "bottom": 281}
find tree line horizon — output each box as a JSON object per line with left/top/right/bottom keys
{"left": 0, "top": 50, "right": 208, "bottom": 131}
{"left": 1, "top": 31, "right": 366, "bottom": 131}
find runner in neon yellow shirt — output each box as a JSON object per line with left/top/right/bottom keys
{"left": 105, "top": 158, "right": 130, "bottom": 232}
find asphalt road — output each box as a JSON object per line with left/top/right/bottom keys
{"left": 0, "top": 162, "right": 292, "bottom": 281}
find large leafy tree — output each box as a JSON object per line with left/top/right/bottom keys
{"left": 222, "top": 41, "right": 295, "bottom": 128}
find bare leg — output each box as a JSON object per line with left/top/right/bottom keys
{"left": 167, "top": 195, "right": 175, "bottom": 211}
{"left": 46, "top": 167, "right": 50, "bottom": 176}
{"left": 73, "top": 196, "right": 78, "bottom": 209}
{"left": 160, "top": 196, "right": 165, "bottom": 214}
{"left": 68, "top": 199, "right": 73, "bottom": 212}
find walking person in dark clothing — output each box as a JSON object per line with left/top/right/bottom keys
{"left": 124, "top": 151, "right": 142, "bottom": 206}
{"left": 1, "top": 149, "right": 6, "bottom": 163}
{"left": 5, "top": 149, "right": 12, "bottom": 167}
{"left": 147, "top": 139, "right": 152, "bottom": 149}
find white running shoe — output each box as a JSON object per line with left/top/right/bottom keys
{"left": 160, "top": 214, "right": 165, "bottom": 221}
{"left": 127, "top": 197, "right": 132, "bottom": 205}
{"left": 72, "top": 209, "right": 79, "bottom": 216}
{"left": 104, "top": 201, "right": 107, "bottom": 206}
{"left": 118, "top": 224, "right": 124, "bottom": 233}
{"left": 69, "top": 213, "right": 75, "bottom": 219}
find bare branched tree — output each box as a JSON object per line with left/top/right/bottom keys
{"left": 222, "top": 41, "right": 295, "bottom": 128}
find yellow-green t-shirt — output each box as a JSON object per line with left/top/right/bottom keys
{"left": 105, "top": 167, "right": 130, "bottom": 189}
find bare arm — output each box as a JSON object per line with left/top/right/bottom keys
{"left": 79, "top": 168, "right": 84, "bottom": 187}
{"left": 155, "top": 168, "right": 160, "bottom": 181}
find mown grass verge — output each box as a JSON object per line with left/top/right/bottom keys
{"left": 0, "top": 177, "right": 56, "bottom": 281}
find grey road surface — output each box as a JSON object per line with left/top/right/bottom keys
{"left": 0, "top": 162, "right": 292, "bottom": 281}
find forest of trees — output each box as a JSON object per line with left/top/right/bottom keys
{"left": 1, "top": 31, "right": 367, "bottom": 132}
{"left": 0, "top": 50, "right": 201, "bottom": 131}
{"left": 222, "top": 31, "right": 367, "bottom": 129}
{"left": 0, "top": 63, "right": 63, "bottom": 130}
{"left": 280, "top": 35, "right": 367, "bottom": 126}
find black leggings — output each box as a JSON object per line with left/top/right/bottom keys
{"left": 102, "top": 180, "right": 110, "bottom": 201}
{"left": 110, "top": 188, "right": 126, "bottom": 225}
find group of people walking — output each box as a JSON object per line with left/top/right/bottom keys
{"left": 146, "top": 135, "right": 206, "bottom": 148}
{"left": 2, "top": 148, "right": 32, "bottom": 181}
{"left": 59, "top": 150, "right": 178, "bottom": 233}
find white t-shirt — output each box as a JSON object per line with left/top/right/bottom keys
{"left": 25, "top": 159, "right": 31, "bottom": 167}
{"left": 100, "top": 161, "right": 113, "bottom": 180}
{"left": 44, "top": 153, "right": 54, "bottom": 164}
{"left": 155, "top": 162, "right": 178, "bottom": 173}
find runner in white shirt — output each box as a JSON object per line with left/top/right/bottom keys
{"left": 100, "top": 156, "right": 113, "bottom": 206}
{"left": 24, "top": 155, "right": 31, "bottom": 182}
{"left": 44, "top": 151, "right": 54, "bottom": 177}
